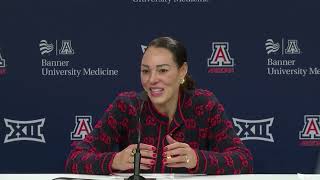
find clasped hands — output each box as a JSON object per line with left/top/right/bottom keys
{"left": 111, "top": 135, "right": 197, "bottom": 171}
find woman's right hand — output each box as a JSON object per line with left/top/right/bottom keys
{"left": 111, "top": 143, "right": 157, "bottom": 171}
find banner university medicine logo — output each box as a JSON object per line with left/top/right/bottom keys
{"left": 71, "top": 116, "right": 93, "bottom": 140}
{"left": 39, "top": 40, "right": 74, "bottom": 55}
{"left": 299, "top": 115, "right": 320, "bottom": 146}
{"left": 207, "top": 42, "right": 235, "bottom": 73}
{"left": 265, "top": 39, "right": 300, "bottom": 55}
{"left": 232, "top": 117, "right": 274, "bottom": 142}
{"left": 3, "top": 118, "right": 46, "bottom": 143}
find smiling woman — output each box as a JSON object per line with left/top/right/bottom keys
{"left": 65, "top": 37, "right": 253, "bottom": 175}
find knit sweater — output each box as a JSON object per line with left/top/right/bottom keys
{"left": 65, "top": 89, "right": 253, "bottom": 174}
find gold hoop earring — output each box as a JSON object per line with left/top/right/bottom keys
{"left": 180, "top": 78, "right": 185, "bottom": 84}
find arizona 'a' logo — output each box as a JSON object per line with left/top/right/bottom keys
{"left": 299, "top": 115, "right": 320, "bottom": 140}
{"left": 141, "top": 45, "right": 147, "bottom": 53}
{"left": 285, "top": 40, "right": 300, "bottom": 54}
{"left": 71, "top": 116, "right": 93, "bottom": 140}
{"left": 3, "top": 118, "right": 46, "bottom": 143}
{"left": 208, "top": 42, "right": 234, "bottom": 67}
{"left": 59, "top": 40, "right": 74, "bottom": 55}
{"left": 233, "top": 117, "right": 274, "bottom": 142}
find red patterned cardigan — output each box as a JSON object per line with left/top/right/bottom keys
{"left": 65, "top": 89, "right": 253, "bottom": 175}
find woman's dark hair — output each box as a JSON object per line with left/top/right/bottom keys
{"left": 146, "top": 36, "right": 195, "bottom": 90}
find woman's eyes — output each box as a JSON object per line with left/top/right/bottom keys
{"left": 158, "top": 69, "right": 168, "bottom": 73}
{"left": 141, "top": 69, "right": 169, "bottom": 74}
{"left": 141, "top": 69, "right": 149, "bottom": 74}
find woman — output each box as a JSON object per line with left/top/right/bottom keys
{"left": 65, "top": 37, "right": 253, "bottom": 174}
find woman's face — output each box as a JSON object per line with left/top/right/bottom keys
{"left": 141, "top": 47, "right": 187, "bottom": 107}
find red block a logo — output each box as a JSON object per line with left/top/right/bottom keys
{"left": 208, "top": 42, "right": 234, "bottom": 67}
{"left": 71, "top": 116, "right": 93, "bottom": 140}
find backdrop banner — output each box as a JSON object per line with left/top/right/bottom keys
{"left": 0, "top": 0, "right": 319, "bottom": 174}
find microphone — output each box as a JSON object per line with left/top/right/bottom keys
{"left": 128, "top": 91, "right": 149, "bottom": 180}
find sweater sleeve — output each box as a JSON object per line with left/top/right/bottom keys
{"left": 189, "top": 90, "right": 253, "bottom": 175}
{"left": 65, "top": 92, "right": 137, "bottom": 174}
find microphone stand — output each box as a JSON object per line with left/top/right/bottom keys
{"left": 128, "top": 92, "right": 148, "bottom": 180}
{"left": 127, "top": 138, "right": 145, "bottom": 180}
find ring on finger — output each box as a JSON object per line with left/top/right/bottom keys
{"left": 185, "top": 155, "right": 190, "bottom": 163}
{"left": 131, "top": 149, "right": 136, "bottom": 156}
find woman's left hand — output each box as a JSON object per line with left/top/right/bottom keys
{"left": 163, "top": 135, "right": 197, "bottom": 169}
